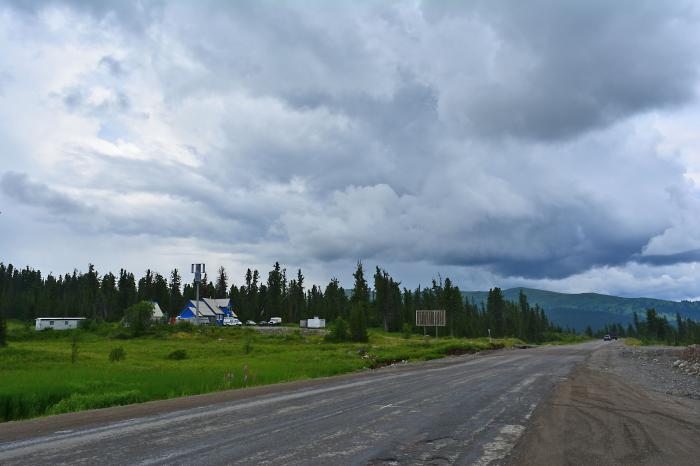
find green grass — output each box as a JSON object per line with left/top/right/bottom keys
{"left": 624, "top": 337, "right": 642, "bottom": 346}
{"left": 0, "top": 327, "right": 518, "bottom": 422}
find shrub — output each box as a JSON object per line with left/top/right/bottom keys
{"left": 123, "top": 301, "right": 155, "bottom": 336}
{"left": 166, "top": 349, "right": 188, "bottom": 360}
{"left": 325, "top": 318, "right": 350, "bottom": 342}
{"left": 402, "top": 323, "right": 413, "bottom": 339}
{"left": 108, "top": 347, "right": 126, "bottom": 362}
{"left": 79, "top": 319, "right": 98, "bottom": 331}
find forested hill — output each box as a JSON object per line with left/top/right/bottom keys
{"left": 463, "top": 288, "right": 700, "bottom": 331}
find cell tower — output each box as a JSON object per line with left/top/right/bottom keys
{"left": 191, "top": 263, "right": 205, "bottom": 318}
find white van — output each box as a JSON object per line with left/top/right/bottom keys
{"left": 268, "top": 317, "right": 282, "bottom": 325}
{"left": 223, "top": 317, "right": 242, "bottom": 326}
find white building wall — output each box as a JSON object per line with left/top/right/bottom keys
{"left": 35, "top": 318, "right": 84, "bottom": 330}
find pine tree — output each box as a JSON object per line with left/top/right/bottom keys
{"left": 215, "top": 266, "right": 228, "bottom": 298}
{"left": 349, "top": 302, "right": 368, "bottom": 342}
{"left": 350, "top": 261, "right": 369, "bottom": 313}
{"left": 266, "top": 262, "right": 283, "bottom": 317}
{"left": 487, "top": 287, "right": 506, "bottom": 338}
{"left": 169, "top": 269, "right": 183, "bottom": 316}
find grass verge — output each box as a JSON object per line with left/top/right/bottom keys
{"left": 0, "top": 328, "right": 518, "bottom": 422}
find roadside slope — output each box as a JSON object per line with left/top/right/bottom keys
{"left": 509, "top": 343, "right": 700, "bottom": 466}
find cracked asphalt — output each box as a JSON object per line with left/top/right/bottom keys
{"left": 0, "top": 341, "right": 604, "bottom": 465}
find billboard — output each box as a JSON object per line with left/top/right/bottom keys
{"left": 416, "top": 310, "right": 446, "bottom": 327}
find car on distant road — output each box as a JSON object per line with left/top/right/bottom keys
{"left": 222, "top": 317, "right": 242, "bottom": 326}
{"left": 258, "top": 320, "right": 268, "bottom": 326}
{"left": 603, "top": 334, "right": 612, "bottom": 341}
{"left": 245, "top": 320, "right": 256, "bottom": 326}
{"left": 268, "top": 317, "right": 282, "bottom": 325}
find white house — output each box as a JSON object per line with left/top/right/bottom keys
{"left": 35, "top": 317, "right": 86, "bottom": 331}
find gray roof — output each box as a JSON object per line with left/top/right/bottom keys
{"left": 203, "top": 298, "right": 226, "bottom": 316}
{"left": 188, "top": 300, "right": 217, "bottom": 317}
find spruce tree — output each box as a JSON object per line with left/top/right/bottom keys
{"left": 169, "top": 269, "right": 183, "bottom": 315}
{"left": 349, "top": 302, "right": 368, "bottom": 342}
{"left": 214, "top": 267, "right": 228, "bottom": 298}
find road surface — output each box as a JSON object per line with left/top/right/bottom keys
{"left": 0, "top": 341, "right": 611, "bottom": 465}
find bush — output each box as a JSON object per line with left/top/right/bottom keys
{"left": 166, "top": 349, "right": 188, "bottom": 360}
{"left": 123, "top": 301, "right": 154, "bottom": 336}
{"left": 402, "top": 323, "right": 413, "bottom": 339}
{"left": 108, "top": 347, "right": 126, "bottom": 362}
{"left": 79, "top": 319, "right": 98, "bottom": 331}
{"left": 325, "top": 318, "right": 350, "bottom": 342}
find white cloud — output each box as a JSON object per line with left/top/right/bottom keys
{"left": 2, "top": 1, "right": 700, "bottom": 299}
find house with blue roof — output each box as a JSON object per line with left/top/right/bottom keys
{"left": 177, "top": 298, "right": 235, "bottom": 325}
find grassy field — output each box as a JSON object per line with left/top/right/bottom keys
{"left": 0, "top": 323, "right": 522, "bottom": 422}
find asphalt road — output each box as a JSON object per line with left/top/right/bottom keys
{"left": 0, "top": 342, "right": 604, "bottom": 465}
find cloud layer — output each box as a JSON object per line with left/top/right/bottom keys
{"left": 1, "top": 0, "right": 700, "bottom": 298}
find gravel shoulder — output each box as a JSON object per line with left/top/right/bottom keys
{"left": 508, "top": 342, "right": 700, "bottom": 466}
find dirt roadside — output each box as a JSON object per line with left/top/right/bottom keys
{"left": 508, "top": 342, "right": 700, "bottom": 466}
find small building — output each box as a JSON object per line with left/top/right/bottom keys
{"left": 176, "top": 298, "right": 236, "bottom": 325}
{"left": 300, "top": 317, "right": 326, "bottom": 329}
{"left": 35, "top": 317, "right": 86, "bottom": 331}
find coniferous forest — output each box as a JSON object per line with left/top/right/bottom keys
{"left": 1, "top": 261, "right": 700, "bottom": 344}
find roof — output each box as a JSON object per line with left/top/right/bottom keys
{"left": 209, "top": 298, "right": 231, "bottom": 308}
{"left": 150, "top": 302, "right": 164, "bottom": 318}
{"left": 203, "top": 298, "right": 227, "bottom": 315}
{"left": 35, "top": 317, "right": 86, "bottom": 321}
{"left": 186, "top": 300, "right": 217, "bottom": 317}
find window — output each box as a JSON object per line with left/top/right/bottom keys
{"left": 65, "top": 321, "right": 69, "bottom": 325}
{"left": 49, "top": 321, "right": 54, "bottom": 325}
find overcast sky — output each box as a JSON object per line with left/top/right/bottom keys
{"left": 2, "top": 0, "right": 700, "bottom": 300}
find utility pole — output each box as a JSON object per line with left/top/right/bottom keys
{"left": 191, "top": 264, "right": 205, "bottom": 320}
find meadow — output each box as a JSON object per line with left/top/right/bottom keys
{"left": 0, "top": 322, "right": 520, "bottom": 422}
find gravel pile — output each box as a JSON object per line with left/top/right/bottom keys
{"left": 616, "top": 344, "right": 700, "bottom": 400}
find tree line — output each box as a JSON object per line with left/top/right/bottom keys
{"left": 0, "top": 261, "right": 566, "bottom": 343}
{"left": 586, "top": 308, "right": 700, "bottom": 345}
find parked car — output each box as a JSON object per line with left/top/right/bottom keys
{"left": 245, "top": 320, "right": 256, "bottom": 326}
{"left": 268, "top": 317, "right": 282, "bottom": 325}
{"left": 258, "top": 320, "right": 268, "bottom": 326}
{"left": 603, "top": 334, "right": 611, "bottom": 341}
{"left": 223, "top": 317, "right": 242, "bottom": 326}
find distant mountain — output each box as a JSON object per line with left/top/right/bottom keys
{"left": 463, "top": 288, "right": 700, "bottom": 332}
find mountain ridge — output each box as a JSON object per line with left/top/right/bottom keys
{"left": 462, "top": 287, "right": 700, "bottom": 331}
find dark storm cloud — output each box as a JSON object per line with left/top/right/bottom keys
{"left": 634, "top": 250, "right": 700, "bottom": 267}
{"left": 420, "top": 0, "right": 700, "bottom": 140}
{"left": 2, "top": 0, "right": 700, "bottom": 289}
{"left": 0, "top": 171, "right": 91, "bottom": 214}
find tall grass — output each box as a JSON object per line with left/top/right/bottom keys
{"left": 1, "top": 327, "right": 518, "bottom": 422}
